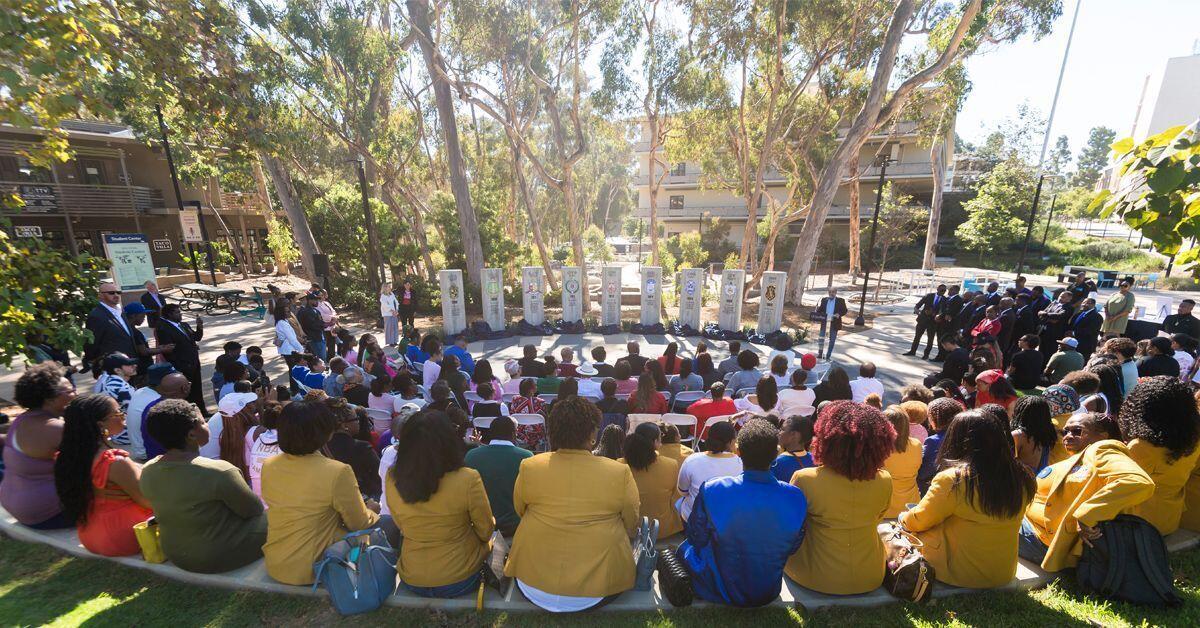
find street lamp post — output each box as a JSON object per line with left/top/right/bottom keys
{"left": 855, "top": 156, "right": 895, "bottom": 327}
{"left": 1040, "top": 193, "right": 1059, "bottom": 250}
{"left": 1016, "top": 174, "right": 1056, "bottom": 277}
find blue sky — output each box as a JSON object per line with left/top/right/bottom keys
{"left": 956, "top": 0, "right": 1200, "bottom": 160}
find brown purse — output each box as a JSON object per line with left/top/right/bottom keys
{"left": 877, "top": 522, "right": 935, "bottom": 603}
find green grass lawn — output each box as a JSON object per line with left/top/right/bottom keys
{"left": 1, "top": 535, "right": 1197, "bottom": 627}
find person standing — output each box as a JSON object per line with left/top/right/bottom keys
{"left": 905, "top": 284, "right": 946, "bottom": 359}
{"left": 959, "top": 293, "right": 989, "bottom": 339}
{"left": 1037, "top": 291, "right": 1076, "bottom": 363}
{"left": 814, "top": 287, "right": 848, "bottom": 360}
{"left": 155, "top": 303, "right": 207, "bottom": 416}
{"left": 380, "top": 283, "right": 400, "bottom": 347}
{"left": 139, "top": 280, "right": 169, "bottom": 328}
{"left": 934, "top": 285, "right": 964, "bottom": 360}
{"left": 398, "top": 280, "right": 418, "bottom": 329}
{"left": 296, "top": 293, "right": 326, "bottom": 360}
{"left": 1066, "top": 297, "right": 1104, "bottom": 360}
{"left": 1102, "top": 280, "right": 1135, "bottom": 338}
{"left": 996, "top": 297, "right": 1018, "bottom": 359}
{"left": 82, "top": 282, "right": 138, "bottom": 377}
{"left": 316, "top": 290, "right": 339, "bottom": 362}
{"left": 1067, "top": 271, "right": 1096, "bottom": 303}
{"left": 1011, "top": 294, "right": 1039, "bottom": 346}
{"left": 1162, "top": 299, "right": 1200, "bottom": 340}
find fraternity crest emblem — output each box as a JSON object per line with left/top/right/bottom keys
{"left": 765, "top": 285, "right": 777, "bottom": 301}
{"left": 724, "top": 283, "right": 736, "bottom": 297}
{"left": 685, "top": 279, "right": 697, "bottom": 296}
{"left": 565, "top": 279, "right": 580, "bottom": 294}
{"left": 486, "top": 280, "right": 500, "bottom": 296}
{"left": 646, "top": 278, "right": 657, "bottom": 295}
{"left": 448, "top": 284, "right": 460, "bottom": 301}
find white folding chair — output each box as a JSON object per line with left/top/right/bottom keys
{"left": 472, "top": 416, "right": 495, "bottom": 430}
{"left": 366, "top": 408, "right": 393, "bottom": 434}
{"left": 671, "top": 390, "right": 709, "bottom": 411}
{"left": 464, "top": 391, "right": 486, "bottom": 405}
{"left": 698, "top": 415, "right": 734, "bottom": 441}
{"left": 663, "top": 413, "right": 698, "bottom": 444}
{"left": 511, "top": 413, "right": 547, "bottom": 451}
{"left": 538, "top": 394, "right": 557, "bottom": 404}
{"left": 416, "top": 384, "right": 430, "bottom": 402}
{"left": 615, "top": 393, "right": 632, "bottom": 401}
{"left": 626, "top": 413, "right": 663, "bottom": 434}
{"left": 580, "top": 395, "right": 601, "bottom": 404}
{"left": 734, "top": 387, "right": 756, "bottom": 399}
{"left": 502, "top": 392, "right": 518, "bottom": 404}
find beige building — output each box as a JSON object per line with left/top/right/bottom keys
{"left": 1, "top": 119, "right": 276, "bottom": 269}
{"left": 631, "top": 118, "right": 953, "bottom": 248}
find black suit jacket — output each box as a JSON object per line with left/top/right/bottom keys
{"left": 156, "top": 320, "right": 203, "bottom": 373}
{"left": 939, "top": 294, "right": 964, "bottom": 326}
{"left": 297, "top": 306, "right": 325, "bottom": 341}
{"left": 816, "top": 296, "right": 849, "bottom": 331}
{"left": 140, "top": 291, "right": 168, "bottom": 327}
{"left": 957, "top": 303, "right": 980, "bottom": 335}
{"left": 984, "top": 290, "right": 1002, "bottom": 307}
{"left": 1068, "top": 309, "right": 1104, "bottom": 353}
{"left": 594, "top": 362, "right": 616, "bottom": 378}
{"left": 997, "top": 309, "right": 1017, "bottom": 350}
{"left": 914, "top": 293, "right": 944, "bottom": 322}
{"left": 82, "top": 305, "right": 138, "bottom": 372}
{"left": 1012, "top": 305, "right": 1039, "bottom": 340}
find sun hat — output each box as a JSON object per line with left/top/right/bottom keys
{"left": 576, "top": 363, "right": 599, "bottom": 377}
{"left": 1043, "top": 384, "right": 1080, "bottom": 416}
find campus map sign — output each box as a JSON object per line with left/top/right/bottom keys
{"left": 102, "top": 233, "right": 155, "bottom": 291}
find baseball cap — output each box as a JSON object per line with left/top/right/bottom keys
{"left": 123, "top": 302, "right": 149, "bottom": 315}
{"left": 147, "top": 363, "right": 178, "bottom": 387}
{"left": 102, "top": 352, "right": 138, "bottom": 372}
{"left": 218, "top": 392, "right": 259, "bottom": 416}
{"left": 1058, "top": 337, "right": 1079, "bottom": 348}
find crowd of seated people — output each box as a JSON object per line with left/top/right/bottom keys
{"left": 8, "top": 316, "right": 1200, "bottom": 615}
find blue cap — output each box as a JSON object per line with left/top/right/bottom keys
{"left": 123, "top": 302, "right": 149, "bottom": 315}
{"left": 147, "top": 363, "right": 178, "bottom": 387}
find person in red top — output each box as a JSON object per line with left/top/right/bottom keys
{"left": 657, "top": 341, "right": 683, "bottom": 375}
{"left": 397, "top": 280, "right": 417, "bottom": 329}
{"left": 971, "top": 305, "right": 1002, "bottom": 340}
{"left": 556, "top": 347, "right": 578, "bottom": 377}
{"left": 628, "top": 373, "right": 668, "bottom": 414}
{"left": 688, "top": 382, "right": 738, "bottom": 439}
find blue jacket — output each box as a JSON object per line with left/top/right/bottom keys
{"left": 444, "top": 345, "right": 476, "bottom": 376}
{"left": 917, "top": 432, "right": 944, "bottom": 494}
{"left": 678, "top": 470, "right": 807, "bottom": 607}
{"left": 770, "top": 451, "right": 814, "bottom": 483}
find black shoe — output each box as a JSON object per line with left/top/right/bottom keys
{"left": 902, "top": 350, "right": 916, "bottom": 356}
{"left": 921, "top": 353, "right": 930, "bottom": 360}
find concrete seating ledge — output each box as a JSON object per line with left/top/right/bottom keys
{"left": 3, "top": 506, "right": 1198, "bottom": 613}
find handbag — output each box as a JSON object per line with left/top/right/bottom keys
{"left": 633, "top": 516, "right": 659, "bottom": 591}
{"left": 1076, "top": 515, "right": 1182, "bottom": 607}
{"left": 312, "top": 527, "right": 398, "bottom": 616}
{"left": 877, "top": 522, "right": 934, "bottom": 603}
{"left": 656, "top": 545, "right": 694, "bottom": 607}
{"left": 482, "top": 530, "right": 511, "bottom": 593}
{"left": 132, "top": 517, "right": 166, "bottom": 564}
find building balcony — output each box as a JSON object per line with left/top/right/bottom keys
{"left": 1, "top": 180, "right": 165, "bottom": 216}
{"left": 630, "top": 203, "right": 874, "bottom": 221}
{"left": 219, "top": 191, "right": 266, "bottom": 213}
{"left": 634, "top": 161, "right": 935, "bottom": 187}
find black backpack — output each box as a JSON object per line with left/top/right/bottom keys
{"left": 1075, "top": 514, "right": 1182, "bottom": 607}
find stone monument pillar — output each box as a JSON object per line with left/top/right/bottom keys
{"left": 521, "top": 267, "right": 545, "bottom": 326}
{"left": 560, "top": 266, "right": 584, "bottom": 323}
{"left": 718, "top": 268, "right": 745, "bottom": 332}
{"left": 481, "top": 267, "right": 505, "bottom": 331}
{"left": 601, "top": 266, "right": 622, "bottom": 327}
{"left": 640, "top": 266, "right": 662, "bottom": 326}
{"left": 678, "top": 268, "right": 704, "bottom": 329}
{"left": 439, "top": 269, "right": 467, "bottom": 335}
{"left": 757, "top": 271, "right": 787, "bottom": 334}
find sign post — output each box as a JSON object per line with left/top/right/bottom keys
{"left": 102, "top": 234, "right": 156, "bottom": 291}
{"left": 718, "top": 269, "right": 746, "bottom": 332}
{"left": 481, "top": 268, "right": 505, "bottom": 331}
{"left": 439, "top": 269, "right": 467, "bottom": 336}
{"left": 521, "top": 267, "right": 545, "bottom": 326}
{"left": 601, "top": 266, "right": 622, "bottom": 327}
{"left": 640, "top": 266, "right": 663, "bottom": 326}
{"left": 679, "top": 268, "right": 704, "bottom": 329}
{"left": 757, "top": 271, "right": 787, "bottom": 334}
{"left": 561, "top": 266, "right": 584, "bottom": 323}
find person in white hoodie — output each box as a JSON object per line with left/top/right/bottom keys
{"left": 380, "top": 283, "right": 400, "bottom": 346}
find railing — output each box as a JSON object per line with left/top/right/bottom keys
{"left": 219, "top": 191, "right": 265, "bottom": 213}
{"left": 0, "top": 180, "right": 164, "bottom": 215}
{"left": 635, "top": 161, "right": 936, "bottom": 186}
{"left": 630, "top": 204, "right": 874, "bottom": 220}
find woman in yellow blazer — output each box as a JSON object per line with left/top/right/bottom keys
{"left": 620, "top": 422, "right": 683, "bottom": 537}
{"left": 900, "top": 410, "right": 1036, "bottom": 589}
{"left": 1042, "top": 385, "right": 1082, "bottom": 466}
{"left": 1183, "top": 388, "right": 1200, "bottom": 532}
{"left": 505, "top": 397, "right": 640, "bottom": 612}
{"left": 785, "top": 401, "right": 894, "bottom": 595}
{"left": 386, "top": 411, "right": 494, "bottom": 597}
{"left": 1021, "top": 412, "right": 1154, "bottom": 571}
{"left": 882, "top": 406, "right": 922, "bottom": 518}
{"left": 262, "top": 399, "right": 379, "bottom": 586}
{"left": 658, "top": 423, "right": 693, "bottom": 465}
{"left": 1118, "top": 376, "right": 1200, "bottom": 536}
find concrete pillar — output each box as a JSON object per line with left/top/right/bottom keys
{"left": 718, "top": 269, "right": 745, "bottom": 331}
{"left": 521, "top": 266, "right": 545, "bottom": 325}
{"left": 439, "top": 269, "right": 467, "bottom": 335}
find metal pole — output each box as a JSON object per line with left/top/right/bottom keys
{"left": 1016, "top": 175, "right": 1047, "bottom": 276}
{"left": 1040, "top": 194, "right": 1058, "bottom": 249}
{"left": 855, "top": 158, "right": 892, "bottom": 326}
{"left": 155, "top": 104, "right": 211, "bottom": 283}
{"left": 355, "top": 157, "right": 381, "bottom": 295}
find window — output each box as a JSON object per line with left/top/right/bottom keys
{"left": 77, "top": 159, "right": 108, "bottom": 185}
{"left": 669, "top": 195, "right": 684, "bottom": 210}
{"left": 671, "top": 163, "right": 686, "bottom": 176}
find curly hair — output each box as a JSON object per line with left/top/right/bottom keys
{"left": 899, "top": 384, "right": 934, "bottom": 404}
{"left": 1119, "top": 376, "right": 1200, "bottom": 462}
{"left": 54, "top": 394, "right": 118, "bottom": 525}
{"left": 926, "top": 397, "right": 962, "bottom": 432}
{"left": 145, "top": 398, "right": 204, "bottom": 451}
{"left": 15, "top": 361, "right": 68, "bottom": 410}
{"left": 811, "top": 400, "right": 895, "bottom": 481}
{"left": 547, "top": 396, "right": 601, "bottom": 451}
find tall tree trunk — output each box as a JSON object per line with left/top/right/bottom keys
{"left": 260, "top": 153, "right": 320, "bottom": 278}
{"left": 646, "top": 117, "right": 661, "bottom": 266}
{"left": 922, "top": 136, "right": 946, "bottom": 270}
{"left": 510, "top": 142, "right": 559, "bottom": 291}
{"left": 381, "top": 183, "right": 437, "bottom": 281}
{"left": 847, "top": 155, "right": 861, "bottom": 278}
{"left": 253, "top": 160, "right": 287, "bottom": 275}
{"left": 407, "top": 0, "right": 484, "bottom": 288}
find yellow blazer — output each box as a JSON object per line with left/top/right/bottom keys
{"left": 659, "top": 443, "right": 693, "bottom": 466}
{"left": 261, "top": 453, "right": 379, "bottom": 585}
{"left": 785, "top": 467, "right": 891, "bottom": 595}
{"left": 1025, "top": 440, "right": 1154, "bottom": 572}
{"left": 1127, "top": 439, "right": 1200, "bottom": 536}
{"left": 1048, "top": 414, "right": 1072, "bottom": 466}
{"left": 900, "top": 468, "right": 1030, "bottom": 589}
{"left": 621, "top": 455, "right": 683, "bottom": 537}
{"left": 385, "top": 466, "right": 494, "bottom": 587}
{"left": 504, "top": 449, "right": 640, "bottom": 597}
{"left": 883, "top": 438, "right": 923, "bottom": 518}
{"left": 1181, "top": 464, "right": 1200, "bottom": 532}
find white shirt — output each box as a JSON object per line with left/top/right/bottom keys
{"left": 1174, "top": 350, "right": 1194, "bottom": 377}
{"left": 199, "top": 412, "right": 224, "bottom": 458}
{"left": 393, "top": 396, "right": 427, "bottom": 413}
{"left": 825, "top": 298, "right": 836, "bottom": 318}
{"left": 380, "top": 292, "right": 399, "bottom": 317}
{"left": 776, "top": 387, "right": 816, "bottom": 416}
{"left": 423, "top": 360, "right": 442, "bottom": 390}
{"left": 245, "top": 428, "right": 280, "bottom": 503}
{"left": 518, "top": 580, "right": 602, "bottom": 613}
{"left": 378, "top": 445, "right": 397, "bottom": 514}
{"left": 101, "top": 302, "right": 130, "bottom": 335}
{"left": 275, "top": 320, "right": 305, "bottom": 355}
{"left": 676, "top": 452, "right": 743, "bottom": 522}
{"left": 577, "top": 378, "right": 602, "bottom": 398}
{"left": 849, "top": 377, "right": 885, "bottom": 403}
{"left": 125, "top": 387, "right": 161, "bottom": 461}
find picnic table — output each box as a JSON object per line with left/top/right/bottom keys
{"left": 173, "top": 283, "right": 245, "bottom": 314}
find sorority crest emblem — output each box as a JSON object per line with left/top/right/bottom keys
{"left": 685, "top": 279, "right": 697, "bottom": 295}
{"left": 724, "top": 283, "right": 736, "bottom": 297}
{"left": 486, "top": 280, "right": 500, "bottom": 296}
{"left": 448, "top": 284, "right": 460, "bottom": 301}
{"left": 765, "top": 285, "right": 777, "bottom": 301}
{"left": 646, "top": 278, "right": 657, "bottom": 295}
{"left": 565, "top": 279, "right": 579, "bottom": 294}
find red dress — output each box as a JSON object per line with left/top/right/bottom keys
{"left": 77, "top": 449, "right": 153, "bottom": 557}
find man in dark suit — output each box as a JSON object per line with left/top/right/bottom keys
{"left": 156, "top": 303, "right": 207, "bottom": 415}
{"left": 1066, "top": 297, "right": 1104, "bottom": 360}
{"left": 82, "top": 282, "right": 139, "bottom": 376}
{"left": 1162, "top": 299, "right": 1200, "bottom": 340}
{"left": 1030, "top": 286, "right": 1052, "bottom": 313}
{"left": 624, "top": 341, "right": 649, "bottom": 375}
{"left": 933, "top": 285, "right": 964, "bottom": 361}
{"left": 982, "top": 281, "right": 1002, "bottom": 307}
{"left": 1011, "top": 293, "right": 1040, "bottom": 346}
{"left": 139, "top": 280, "right": 168, "bottom": 328}
{"left": 964, "top": 293, "right": 989, "bottom": 337}
{"left": 590, "top": 346, "right": 615, "bottom": 378}
{"left": 296, "top": 292, "right": 327, "bottom": 360}
{"left": 996, "top": 297, "right": 1018, "bottom": 361}
{"left": 904, "top": 284, "right": 946, "bottom": 359}
{"left": 814, "top": 287, "right": 848, "bottom": 360}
